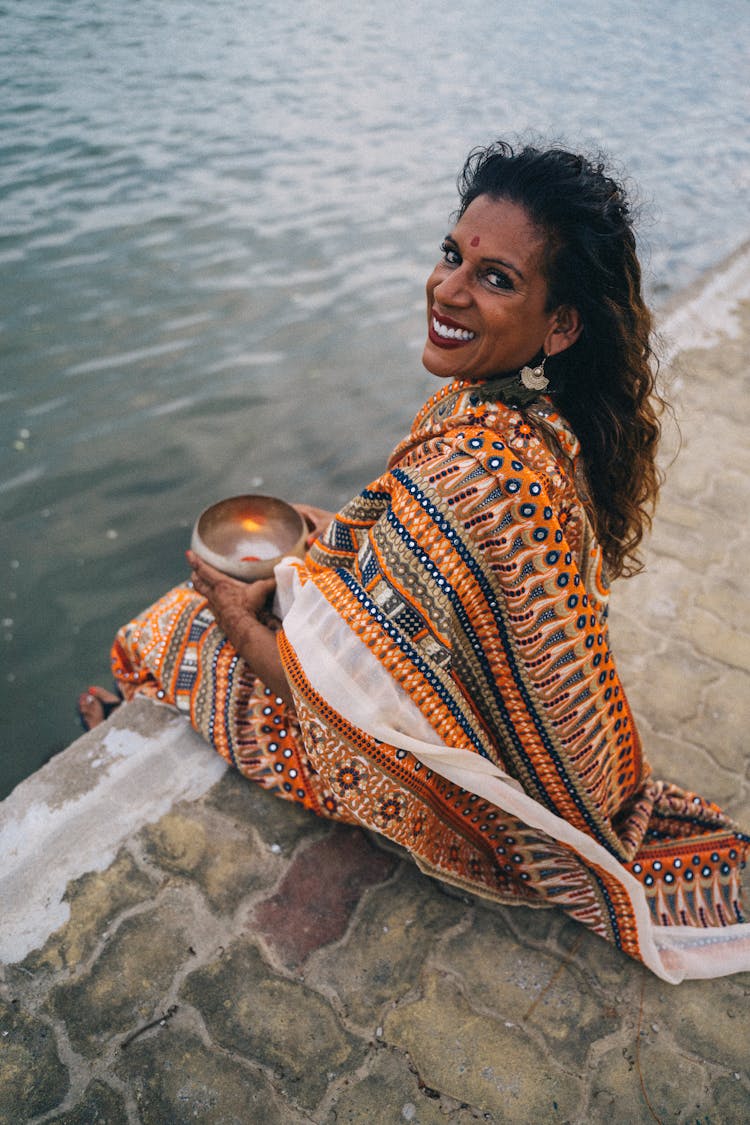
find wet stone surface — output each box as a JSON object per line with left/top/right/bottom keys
{"left": 384, "top": 973, "right": 583, "bottom": 1120}
{"left": 324, "top": 1045, "right": 480, "bottom": 1124}
{"left": 139, "top": 802, "right": 275, "bottom": 912}
{"left": 437, "top": 911, "right": 616, "bottom": 1069}
{"left": 204, "top": 768, "right": 328, "bottom": 853}
{"left": 0, "top": 998, "right": 69, "bottom": 1123}
{"left": 114, "top": 1029, "right": 290, "bottom": 1125}
{"left": 47, "top": 898, "right": 195, "bottom": 1057}
{"left": 181, "top": 939, "right": 366, "bottom": 1111}
{"left": 46, "top": 1080, "right": 128, "bottom": 1125}
{"left": 23, "top": 849, "right": 156, "bottom": 978}
{"left": 310, "top": 865, "right": 465, "bottom": 1027}
{"left": 641, "top": 975, "right": 750, "bottom": 1075}
{"left": 251, "top": 824, "right": 398, "bottom": 968}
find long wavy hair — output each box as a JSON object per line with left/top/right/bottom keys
{"left": 457, "top": 141, "right": 665, "bottom": 578}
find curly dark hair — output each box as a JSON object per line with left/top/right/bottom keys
{"left": 457, "top": 141, "right": 665, "bottom": 578}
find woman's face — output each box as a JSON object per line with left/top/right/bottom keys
{"left": 423, "top": 194, "right": 573, "bottom": 383}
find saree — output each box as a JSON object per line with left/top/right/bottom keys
{"left": 111, "top": 379, "right": 750, "bottom": 982}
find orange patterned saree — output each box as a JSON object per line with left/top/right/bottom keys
{"left": 112, "top": 379, "right": 750, "bottom": 980}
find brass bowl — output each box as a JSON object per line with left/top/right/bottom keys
{"left": 190, "top": 494, "right": 307, "bottom": 581}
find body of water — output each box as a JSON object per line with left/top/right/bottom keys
{"left": 2, "top": 0, "right": 749, "bottom": 795}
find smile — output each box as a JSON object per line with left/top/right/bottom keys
{"left": 430, "top": 310, "right": 476, "bottom": 347}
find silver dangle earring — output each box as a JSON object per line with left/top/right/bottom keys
{"left": 519, "top": 354, "right": 549, "bottom": 392}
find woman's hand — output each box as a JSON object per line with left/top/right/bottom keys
{"left": 293, "top": 503, "right": 336, "bottom": 548}
{"left": 186, "top": 550, "right": 292, "bottom": 705}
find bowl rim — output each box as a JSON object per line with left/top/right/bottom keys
{"left": 195, "top": 492, "right": 305, "bottom": 534}
{"left": 191, "top": 493, "right": 307, "bottom": 580}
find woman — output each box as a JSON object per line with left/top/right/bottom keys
{"left": 82, "top": 142, "right": 749, "bottom": 982}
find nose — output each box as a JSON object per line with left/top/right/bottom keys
{"left": 433, "top": 264, "right": 472, "bottom": 307}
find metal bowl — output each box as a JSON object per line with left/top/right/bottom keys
{"left": 190, "top": 494, "right": 307, "bottom": 581}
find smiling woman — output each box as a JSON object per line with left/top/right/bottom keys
{"left": 84, "top": 141, "right": 750, "bottom": 982}
{"left": 423, "top": 195, "right": 581, "bottom": 382}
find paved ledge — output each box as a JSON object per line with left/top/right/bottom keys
{"left": 2, "top": 272, "right": 750, "bottom": 1122}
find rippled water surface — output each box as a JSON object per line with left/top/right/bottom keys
{"left": 2, "top": 0, "right": 749, "bottom": 794}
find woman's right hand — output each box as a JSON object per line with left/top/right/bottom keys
{"left": 293, "top": 503, "right": 336, "bottom": 548}
{"left": 186, "top": 549, "right": 292, "bottom": 704}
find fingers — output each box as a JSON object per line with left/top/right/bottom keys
{"left": 187, "top": 558, "right": 214, "bottom": 598}
{"left": 186, "top": 550, "right": 276, "bottom": 609}
{"left": 292, "top": 503, "right": 335, "bottom": 526}
{"left": 186, "top": 549, "right": 223, "bottom": 585}
{"left": 291, "top": 503, "right": 335, "bottom": 546}
{"left": 186, "top": 550, "right": 240, "bottom": 596}
{"left": 292, "top": 504, "right": 317, "bottom": 542}
{"left": 243, "top": 576, "right": 277, "bottom": 612}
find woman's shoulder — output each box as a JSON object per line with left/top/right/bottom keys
{"left": 391, "top": 380, "right": 580, "bottom": 501}
{"left": 387, "top": 395, "right": 608, "bottom": 609}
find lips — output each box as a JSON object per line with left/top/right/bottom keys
{"left": 428, "top": 309, "right": 477, "bottom": 349}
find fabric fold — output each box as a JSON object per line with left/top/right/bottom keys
{"left": 278, "top": 556, "right": 750, "bottom": 982}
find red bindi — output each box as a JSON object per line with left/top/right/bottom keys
{"left": 470, "top": 236, "right": 480, "bottom": 247}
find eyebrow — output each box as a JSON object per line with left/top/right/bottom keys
{"left": 444, "top": 233, "right": 525, "bottom": 281}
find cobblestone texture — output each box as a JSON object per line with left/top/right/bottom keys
{"left": 2, "top": 299, "right": 750, "bottom": 1122}
{"left": 251, "top": 825, "right": 398, "bottom": 969}
{"left": 47, "top": 1081, "right": 127, "bottom": 1125}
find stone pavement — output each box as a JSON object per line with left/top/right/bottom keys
{"left": 2, "top": 277, "right": 750, "bottom": 1123}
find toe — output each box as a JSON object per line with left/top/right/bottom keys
{"left": 78, "top": 691, "right": 106, "bottom": 731}
{"left": 88, "top": 685, "right": 121, "bottom": 706}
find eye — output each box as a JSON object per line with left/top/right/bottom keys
{"left": 485, "top": 269, "right": 514, "bottom": 291}
{"left": 440, "top": 240, "right": 461, "bottom": 266}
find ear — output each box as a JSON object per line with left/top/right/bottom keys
{"left": 544, "top": 306, "right": 583, "bottom": 357}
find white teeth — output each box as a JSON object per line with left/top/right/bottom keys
{"left": 432, "top": 317, "right": 475, "bottom": 341}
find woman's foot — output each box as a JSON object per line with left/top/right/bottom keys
{"left": 77, "top": 686, "right": 122, "bottom": 731}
